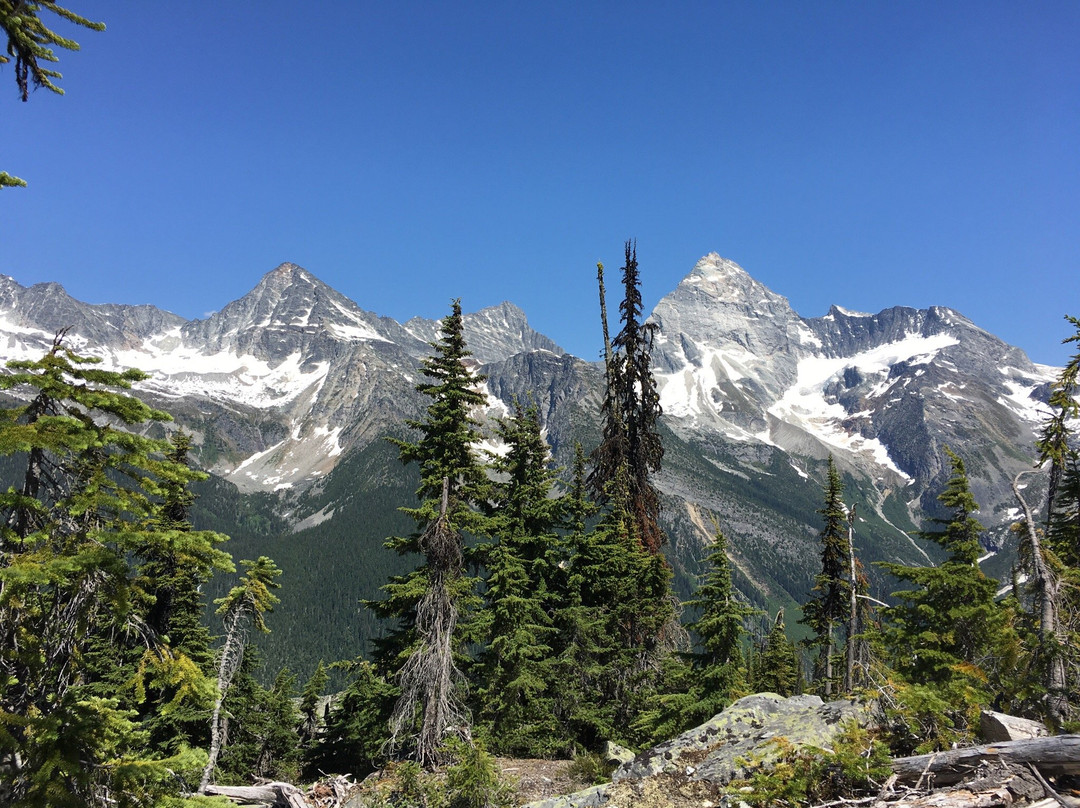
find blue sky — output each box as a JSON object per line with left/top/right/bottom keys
{"left": 3, "top": 2, "right": 1078, "bottom": 365}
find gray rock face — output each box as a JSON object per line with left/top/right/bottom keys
{"left": 404, "top": 300, "right": 564, "bottom": 365}
{"left": 614, "top": 693, "right": 870, "bottom": 786}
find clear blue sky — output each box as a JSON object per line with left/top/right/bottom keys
{"left": 3, "top": 2, "right": 1078, "bottom": 365}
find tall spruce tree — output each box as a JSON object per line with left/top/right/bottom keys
{"left": 589, "top": 241, "right": 666, "bottom": 554}
{"left": 0, "top": 339, "right": 230, "bottom": 807}
{"left": 879, "top": 449, "right": 1014, "bottom": 697}
{"left": 800, "top": 456, "right": 851, "bottom": 697}
{"left": 369, "top": 300, "right": 487, "bottom": 768}
{"left": 473, "top": 402, "right": 562, "bottom": 756}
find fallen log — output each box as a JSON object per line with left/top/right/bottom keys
{"left": 891, "top": 736, "right": 1080, "bottom": 787}
{"left": 202, "top": 781, "right": 309, "bottom": 808}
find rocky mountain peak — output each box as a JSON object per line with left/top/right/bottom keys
{"left": 404, "top": 301, "right": 565, "bottom": 365}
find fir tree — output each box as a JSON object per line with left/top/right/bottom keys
{"left": 0, "top": 339, "right": 230, "bottom": 807}
{"left": 566, "top": 466, "right": 675, "bottom": 746}
{"left": 370, "top": 300, "right": 487, "bottom": 768}
{"left": 473, "top": 402, "right": 561, "bottom": 756}
{"left": 754, "top": 611, "right": 800, "bottom": 697}
{"left": 589, "top": 241, "right": 666, "bottom": 554}
{"left": 686, "top": 527, "right": 752, "bottom": 700}
{"left": 800, "top": 456, "right": 851, "bottom": 697}
{"left": 879, "top": 449, "right": 1015, "bottom": 699}
{"left": 369, "top": 300, "right": 488, "bottom": 672}
{"left": 634, "top": 526, "right": 752, "bottom": 744}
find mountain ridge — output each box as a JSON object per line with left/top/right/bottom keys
{"left": 0, "top": 255, "right": 1059, "bottom": 672}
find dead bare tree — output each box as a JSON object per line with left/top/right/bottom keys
{"left": 200, "top": 557, "right": 282, "bottom": 794}
{"left": 387, "top": 478, "right": 469, "bottom": 768}
{"left": 1012, "top": 469, "right": 1068, "bottom": 726}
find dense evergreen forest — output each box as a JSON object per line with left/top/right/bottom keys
{"left": 1, "top": 237, "right": 1078, "bottom": 806}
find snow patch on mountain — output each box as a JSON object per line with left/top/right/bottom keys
{"left": 766, "top": 332, "right": 960, "bottom": 478}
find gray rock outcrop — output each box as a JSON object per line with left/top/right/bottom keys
{"left": 524, "top": 693, "right": 872, "bottom": 808}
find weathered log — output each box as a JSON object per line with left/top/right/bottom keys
{"left": 867, "top": 790, "right": 1062, "bottom": 808}
{"left": 202, "top": 781, "right": 309, "bottom": 808}
{"left": 891, "top": 736, "right": 1080, "bottom": 787}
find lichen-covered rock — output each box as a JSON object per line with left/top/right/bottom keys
{"left": 615, "top": 692, "right": 871, "bottom": 786}
{"left": 522, "top": 783, "right": 611, "bottom": 808}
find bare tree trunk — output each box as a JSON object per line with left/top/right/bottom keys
{"left": 1012, "top": 470, "right": 1068, "bottom": 726}
{"left": 597, "top": 262, "right": 612, "bottom": 372}
{"left": 199, "top": 607, "right": 249, "bottom": 793}
{"left": 388, "top": 478, "right": 468, "bottom": 768}
{"left": 845, "top": 504, "right": 858, "bottom": 693}
{"left": 823, "top": 619, "right": 834, "bottom": 697}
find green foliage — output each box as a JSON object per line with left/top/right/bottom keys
{"left": 441, "top": 738, "right": 516, "bottom": 808}
{"left": 215, "top": 556, "right": 281, "bottom": 633}
{"left": 589, "top": 241, "right": 665, "bottom": 554}
{"left": 345, "top": 741, "right": 515, "bottom": 808}
{"left": 305, "top": 658, "right": 394, "bottom": 779}
{"left": 567, "top": 749, "right": 614, "bottom": 786}
{"left": 752, "top": 613, "right": 802, "bottom": 697}
{"left": 472, "top": 402, "right": 562, "bottom": 756}
{"left": 552, "top": 469, "right": 676, "bottom": 748}
{"left": 879, "top": 448, "right": 1015, "bottom": 694}
{"left": 370, "top": 300, "right": 488, "bottom": 674}
{"left": 635, "top": 527, "right": 752, "bottom": 744}
{"left": 877, "top": 675, "right": 984, "bottom": 755}
{"left": 799, "top": 456, "right": 851, "bottom": 695}
{"left": 215, "top": 649, "right": 302, "bottom": 785}
{"left": 0, "top": 342, "right": 231, "bottom": 806}
{"left": 729, "top": 722, "right": 890, "bottom": 807}
{"left": 1, "top": 2, "right": 105, "bottom": 187}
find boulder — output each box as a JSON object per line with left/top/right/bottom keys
{"left": 522, "top": 692, "right": 872, "bottom": 808}
{"left": 602, "top": 741, "right": 635, "bottom": 767}
{"left": 614, "top": 692, "right": 871, "bottom": 786}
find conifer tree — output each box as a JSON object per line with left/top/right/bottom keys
{"left": 567, "top": 466, "right": 675, "bottom": 746}
{"left": 369, "top": 300, "right": 488, "bottom": 672}
{"left": 634, "top": 526, "right": 753, "bottom": 743}
{"left": 305, "top": 658, "right": 394, "bottom": 778}
{"left": 754, "top": 611, "right": 800, "bottom": 697}
{"left": 215, "top": 651, "right": 302, "bottom": 786}
{"left": 370, "top": 300, "right": 487, "bottom": 768}
{"left": 879, "top": 449, "right": 1014, "bottom": 699}
{"left": 0, "top": 339, "right": 230, "bottom": 807}
{"left": 589, "top": 241, "right": 666, "bottom": 554}
{"left": 473, "top": 402, "right": 561, "bottom": 756}
{"left": 800, "top": 456, "right": 850, "bottom": 697}
{"left": 549, "top": 444, "right": 603, "bottom": 747}
{"left": 686, "top": 527, "right": 752, "bottom": 701}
